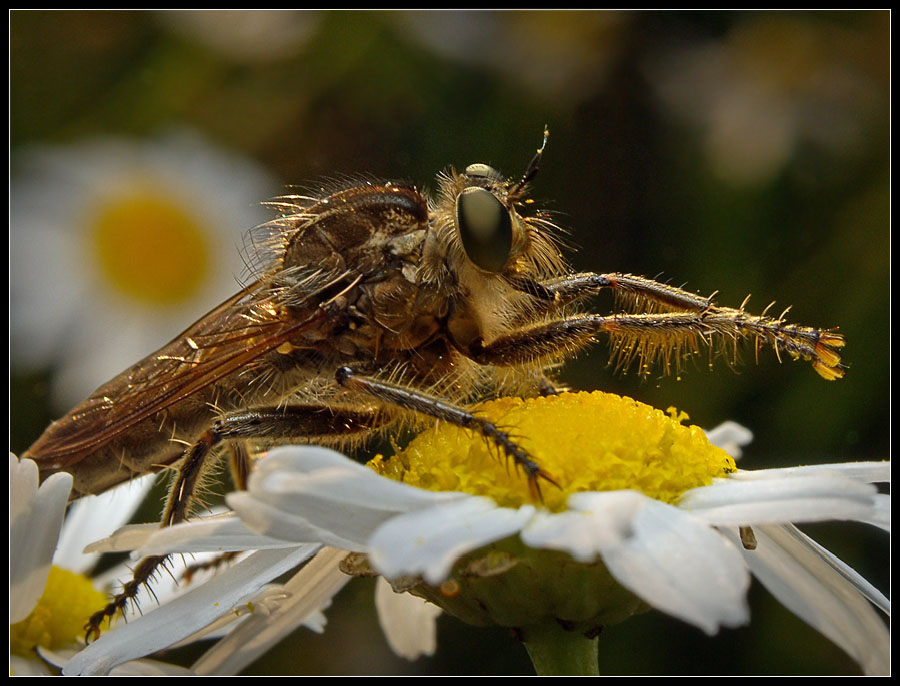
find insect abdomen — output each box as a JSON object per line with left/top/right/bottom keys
{"left": 27, "top": 383, "right": 232, "bottom": 498}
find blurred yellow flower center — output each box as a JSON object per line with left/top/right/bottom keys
{"left": 371, "top": 391, "right": 736, "bottom": 511}
{"left": 10, "top": 566, "right": 107, "bottom": 655}
{"left": 91, "top": 192, "right": 211, "bottom": 306}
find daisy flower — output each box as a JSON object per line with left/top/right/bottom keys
{"left": 396, "top": 11, "right": 624, "bottom": 104}
{"left": 10, "top": 130, "right": 276, "bottom": 409}
{"left": 72, "top": 391, "right": 889, "bottom": 675}
{"left": 60, "top": 535, "right": 334, "bottom": 675}
{"left": 10, "top": 455, "right": 73, "bottom": 652}
{"left": 157, "top": 10, "right": 321, "bottom": 63}
{"left": 9, "top": 454, "right": 166, "bottom": 674}
{"left": 10, "top": 453, "right": 332, "bottom": 676}
{"left": 9, "top": 453, "right": 209, "bottom": 675}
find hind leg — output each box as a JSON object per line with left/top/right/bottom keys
{"left": 85, "top": 403, "right": 384, "bottom": 641}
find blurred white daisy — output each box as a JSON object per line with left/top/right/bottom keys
{"left": 647, "top": 16, "right": 884, "bottom": 186}
{"left": 74, "top": 392, "right": 889, "bottom": 675}
{"left": 10, "top": 456, "right": 73, "bottom": 637}
{"left": 397, "top": 11, "right": 625, "bottom": 104}
{"left": 157, "top": 10, "right": 321, "bottom": 63}
{"left": 10, "top": 130, "right": 276, "bottom": 409}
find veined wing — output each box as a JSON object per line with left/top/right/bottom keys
{"left": 28, "top": 271, "right": 353, "bottom": 470}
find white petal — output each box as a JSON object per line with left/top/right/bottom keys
{"left": 375, "top": 577, "right": 442, "bottom": 660}
{"left": 136, "top": 512, "right": 298, "bottom": 555}
{"left": 175, "top": 581, "right": 329, "bottom": 645}
{"left": 368, "top": 498, "right": 536, "bottom": 585}
{"left": 83, "top": 522, "right": 160, "bottom": 554}
{"left": 237, "top": 446, "right": 466, "bottom": 548}
{"left": 724, "top": 524, "right": 889, "bottom": 675}
{"left": 109, "top": 659, "right": 196, "bottom": 676}
{"left": 56, "top": 473, "right": 157, "bottom": 573}
{"left": 770, "top": 526, "right": 888, "bottom": 615}
{"left": 37, "top": 646, "right": 194, "bottom": 675}
{"left": 252, "top": 446, "right": 467, "bottom": 511}
{"left": 534, "top": 491, "right": 750, "bottom": 635}
{"left": 11, "top": 654, "right": 54, "bottom": 676}
{"left": 62, "top": 544, "right": 320, "bottom": 675}
{"left": 704, "top": 420, "right": 754, "bottom": 459}
{"left": 9, "top": 453, "right": 39, "bottom": 521}
{"left": 727, "top": 461, "right": 890, "bottom": 483}
{"left": 83, "top": 508, "right": 255, "bottom": 557}
{"left": 31, "top": 647, "right": 75, "bottom": 670}
{"left": 680, "top": 475, "right": 886, "bottom": 528}
{"left": 191, "top": 547, "right": 350, "bottom": 676}
{"left": 9, "top": 456, "right": 73, "bottom": 623}
{"left": 521, "top": 490, "right": 646, "bottom": 562}
{"left": 864, "top": 494, "right": 891, "bottom": 531}
{"left": 169, "top": 585, "right": 293, "bottom": 645}
{"left": 227, "top": 491, "right": 365, "bottom": 551}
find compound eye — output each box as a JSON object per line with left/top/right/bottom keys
{"left": 455, "top": 187, "right": 512, "bottom": 272}
{"left": 464, "top": 163, "right": 503, "bottom": 181}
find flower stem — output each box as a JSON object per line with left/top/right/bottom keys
{"left": 521, "top": 623, "right": 600, "bottom": 676}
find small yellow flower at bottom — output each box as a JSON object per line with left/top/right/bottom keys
{"left": 11, "top": 567, "right": 107, "bottom": 656}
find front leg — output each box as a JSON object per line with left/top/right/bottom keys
{"left": 511, "top": 272, "right": 717, "bottom": 313}
{"left": 468, "top": 309, "right": 845, "bottom": 380}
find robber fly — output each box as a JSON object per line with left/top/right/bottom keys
{"left": 24, "top": 129, "right": 845, "bottom": 638}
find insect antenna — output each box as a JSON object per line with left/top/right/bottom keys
{"left": 508, "top": 126, "right": 550, "bottom": 200}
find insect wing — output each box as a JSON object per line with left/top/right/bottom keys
{"left": 27, "top": 280, "right": 333, "bottom": 470}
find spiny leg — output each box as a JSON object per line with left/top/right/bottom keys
{"left": 467, "top": 308, "right": 844, "bottom": 380}
{"left": 509, "top": 272, "right": 716, "bottom": 312}
{"left": 85, "top": 404, "right": 385, "bottom": 641}
{"left": 335, "top": 366, "right": 558, "bottom": 498}
{"left": 84, "top": 554, "right": 171, "bottom": 642}
{"left": 513, "top": 271, "right": 844, "bottom": 376}
{"left": 181, "top": 551, "right": 242, "bottom": 585}
{"left": 548, "top": 272, "right": 719, "bottom": 312}
{"left": 180, "top": 442, "right": 251, "bottom": 584}
{"left": 228, "top": 440, "right": 253, "bottom": 492}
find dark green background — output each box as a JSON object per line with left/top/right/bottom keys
{"left": 10, "top": 10, "right": 889, "bottom": 675}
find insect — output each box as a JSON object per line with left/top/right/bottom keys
{"left": 25, "top": 129, "right": 845, "bottom": 638}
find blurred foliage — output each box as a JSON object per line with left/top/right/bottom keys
{"left": 10, "top": 10, "right": 889, "bottom": 676}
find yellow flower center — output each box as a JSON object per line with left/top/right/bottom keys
{"left": 91, "top": 191, "right": 211, "bottom": 306}
{"left": 371, "top": 391, "right": 736, "bottom": 511}
{"left": 10, "top": 566, "right": 107, "bottom": 655}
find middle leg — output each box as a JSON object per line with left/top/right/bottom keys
{"left": 334, "top": 366, "right": 557, "bottom": 496}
